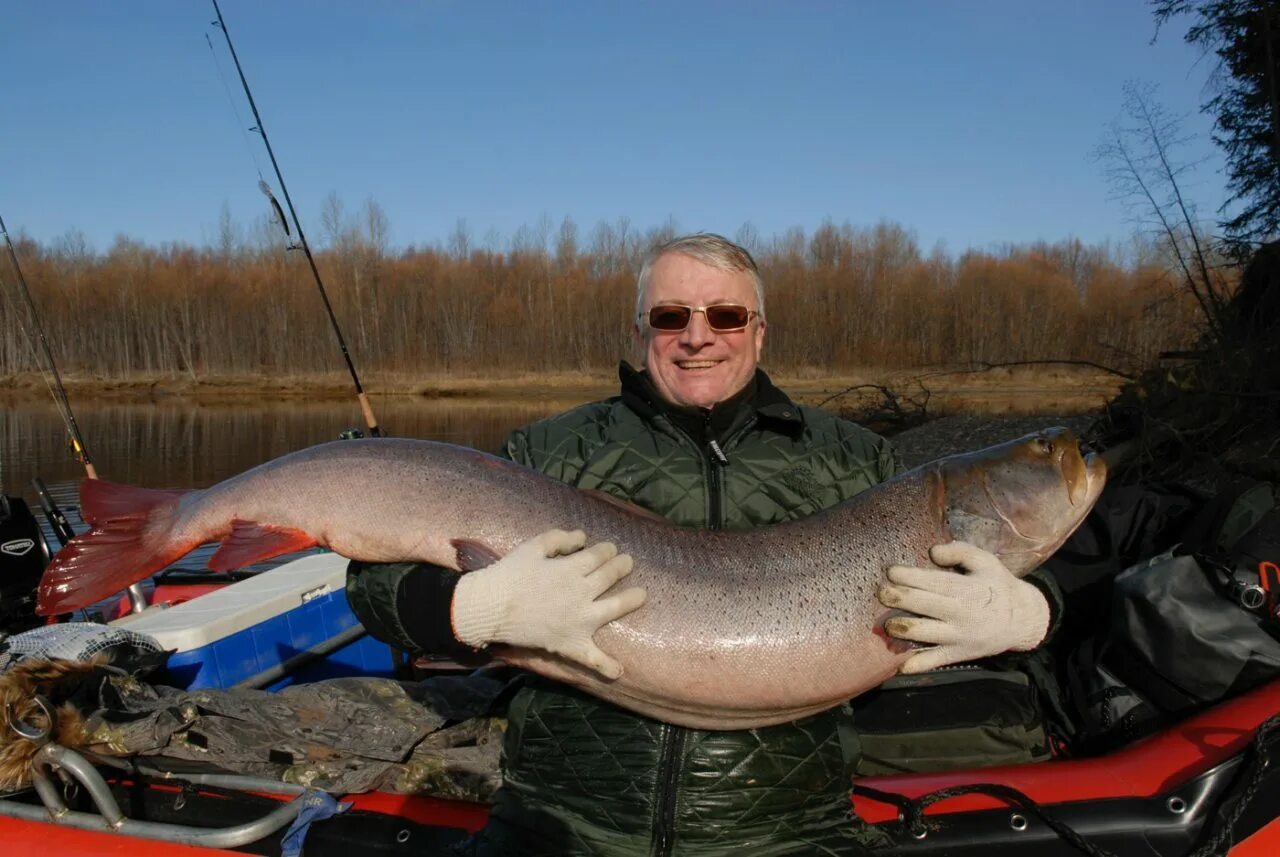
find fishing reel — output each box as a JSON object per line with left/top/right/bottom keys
{"left": 1203, "top": 554, "right": 1280, "bottom": 625}
{"left": 338, "top": 429, "right": 365, "bottom": 441}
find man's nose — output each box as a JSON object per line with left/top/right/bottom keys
{"left": 680, "top": 310, "right": 715, "bottom": 347}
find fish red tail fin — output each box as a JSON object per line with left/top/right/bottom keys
{"left": 36, "top": 479, "right": 197, "bottom": 616}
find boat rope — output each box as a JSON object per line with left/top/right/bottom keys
{"left": 1184, "top": 711, "right": 1280, "bottom": 857}
{"left": 851, "top": 709, "right": 1280, "bottom": 856}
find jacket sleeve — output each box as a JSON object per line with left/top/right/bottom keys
{"left": 874, "top": 434, "right": 902, "bottom": 482}
{"left": 826, "top": 416, "right": 901, "bottom": 500}
{"left": 501, "top": 426, "right": 534, "bottom": 466}
{"left": 346, "top": 559, "right": 477, "bottom": 659}
{"left": 1021, "top": 566, "right": 1066, "bottom": 644}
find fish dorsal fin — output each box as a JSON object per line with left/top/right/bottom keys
{"left": 582, "top": 489, "right": 667, "bottom": 523}
{"left": 208, "top": 520, "right": 317, "bottom": 571}
{"left": 451, "top": 539, "right": 503, "bottom": 571}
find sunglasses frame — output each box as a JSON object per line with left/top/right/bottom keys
{"left": 641, "top": 303, "right": 760, "bottom": 333}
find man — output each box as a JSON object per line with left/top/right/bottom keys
{"left": 347, "top": 233, "right": 1058, "bottom": 855}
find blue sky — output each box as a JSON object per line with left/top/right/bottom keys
{"left": 2, "top": 2, "right": 1227, "bottom": 256}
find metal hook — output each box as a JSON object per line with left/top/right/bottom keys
{"left": 6, "top": 694, "right": 55, "bottom": 743}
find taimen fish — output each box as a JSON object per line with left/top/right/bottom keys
{"left": 37, "top": 428, "right": 1104, "bottom": 729}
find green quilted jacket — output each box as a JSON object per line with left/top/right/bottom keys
{"left": 347, "top": 364, "right": 1061, "bottom": 855}
{"left": 482, "top": 367, "right": 896, "bottom": 856}
{"left": 352, "top": 365, "right": 895, "bottom": 855}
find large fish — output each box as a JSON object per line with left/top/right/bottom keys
{"left": 37, "top": 427, "right": 1104, "bottom": 730}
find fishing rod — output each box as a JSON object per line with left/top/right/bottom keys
{"left": 0, "top": 213, "right": 97, "bottom": 481}
{"left": 1, "top": 215, "right": 151, "bottom": 615}
{"left": 209, "top": 0, "right": 382, "bottom": 437}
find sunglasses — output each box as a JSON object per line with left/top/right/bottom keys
{"left": 644, "top": 303, "right": 759, "bottom": 333}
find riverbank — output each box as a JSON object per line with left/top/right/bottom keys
{"left": 0, "top": 363, "right": 1125, "bottom": 417}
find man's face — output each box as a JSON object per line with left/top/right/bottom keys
{"left": 636, "top": 252, "right": 766, "bottom": 409}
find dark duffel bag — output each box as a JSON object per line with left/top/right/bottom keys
{"left": 1066, "top": 482, "right": 1280, "bottom": 754}
{"left": 851, "top": 664, "right": 1056, "bottom": 776}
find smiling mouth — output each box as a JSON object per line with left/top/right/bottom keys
{"left": 677, "top": 360, "right": 721, "bottom": 370}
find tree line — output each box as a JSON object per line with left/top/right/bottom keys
{"left": 0, "top": 213, "right": 1209, "bottom": 381}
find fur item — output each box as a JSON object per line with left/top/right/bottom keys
{"left": 0, "top": 657, "right": 111, "bottom": 791}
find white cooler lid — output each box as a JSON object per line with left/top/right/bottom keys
{"left": 110, "top": 552, "right": 351, "bottom": 652}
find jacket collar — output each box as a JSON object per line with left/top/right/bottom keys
{"left": 617, "top": 362, "right": 803, "bottom": 438}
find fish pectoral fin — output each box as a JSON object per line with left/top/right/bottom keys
{"left": 451, "top": 538, "right": 503, "bottom": 571}
{"left": 208, "top": 520, "right": 318, "bottom": 571}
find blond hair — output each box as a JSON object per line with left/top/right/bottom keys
{"left": 635, "top": 233, "right": 765, "bottom": 321}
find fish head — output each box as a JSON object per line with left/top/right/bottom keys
{"left": 935, "top": 427, "right": 1106, "bottom": 575}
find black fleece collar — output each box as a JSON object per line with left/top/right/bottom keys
{"left": 618, "top": 362, "right": 803, "bottom": 442}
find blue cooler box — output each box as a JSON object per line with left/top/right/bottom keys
{"left": 113, "top": 553, "right": 397, "bottom": 690}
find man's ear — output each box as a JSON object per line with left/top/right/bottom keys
{"left": 631, "top": 323, "right": 647, "bottom": 364}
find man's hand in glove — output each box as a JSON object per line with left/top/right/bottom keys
{"left": 451, "top": 529, "right": 646, "bottom": 680}
{"left": 877, "top": 540, "right": 1050, "bottom": 674}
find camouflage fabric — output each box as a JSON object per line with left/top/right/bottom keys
{"left": 81, "top": 671, "right": 511, "bottom": 800}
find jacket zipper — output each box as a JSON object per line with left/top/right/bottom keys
{"left": 652, "top": 723, "right": 688, "bottom": 856}
{"left": 707, "top": 437, "right": 727, "bottom": 530}
{"left": 652, "top": 415, "right": 733, "bottom": 854}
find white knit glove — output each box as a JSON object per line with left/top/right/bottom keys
{"left": 878, "top": 541, "right": 1050, "bottom": 675}
{"left": 451, "top": 529, "right": 646, "bottom": 680}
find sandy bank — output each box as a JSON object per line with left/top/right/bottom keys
{"left": 0, "top": 363, "right": 1125, "bottom": 415}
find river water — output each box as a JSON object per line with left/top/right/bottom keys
{"left": 2, "top": 385, "right": 1104, "bottom": 510}
{"left": 2, "top": 389, "right": 1100, "bottom": 617}
{"left": 2, "top": 397, "right": 574, "bottom": 493}
{"left": 1, "top": 397, "right": 575, "bottom": 573}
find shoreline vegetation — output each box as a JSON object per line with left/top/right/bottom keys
{"left": 1, "top": 219, "right": 1210, "bottom": 393}
{"left": 0, "top": 363, "right": 1125, "bottom": 420}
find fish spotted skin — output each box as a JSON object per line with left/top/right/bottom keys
{"left": 37, "top": 430, "right": 1104, "bottom": 729}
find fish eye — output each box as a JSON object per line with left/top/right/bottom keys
{"left": 1037, "top": 437, "right": 1056, "bottom": 455}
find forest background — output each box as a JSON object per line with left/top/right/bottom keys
{"left": 0, "top": 210, "right": 1201, "bottom": 391}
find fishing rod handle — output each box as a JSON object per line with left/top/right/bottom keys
{"left": 358, "top": 393, "right": 381, "bottom": 437}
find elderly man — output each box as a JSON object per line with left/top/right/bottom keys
{"left": 347, "top": 233, "right": 1058, "bottom": 855}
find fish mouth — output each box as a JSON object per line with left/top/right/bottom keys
{"left": 1028, "top": 427, "right": 1106, "bottom": 510}
{"left": 1067, "top": 438, "right": 1107, "bottom": 510}
{"left": 1040, "top": 429, "right": 1108, "bottom": 548}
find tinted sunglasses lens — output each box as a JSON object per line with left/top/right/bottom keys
{"left": 706, "top": 305, "right": 750, "bottom": 330}
{"left": 649, "top": 305, "right": 692, "bottom": 330}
